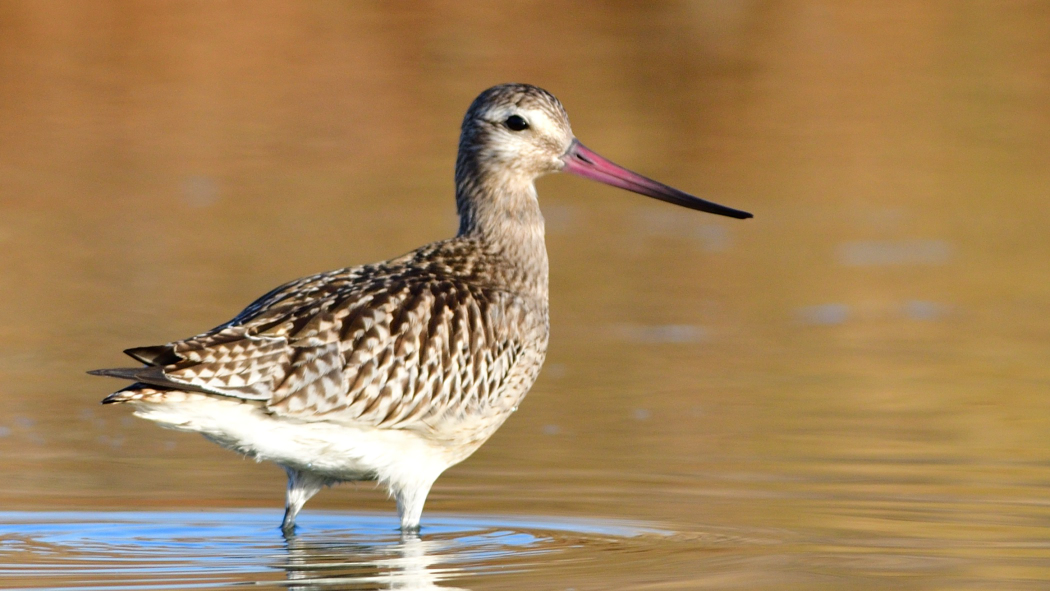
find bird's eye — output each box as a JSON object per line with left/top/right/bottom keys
{"left": 504, "top": 115, "right": 530, "bottom": 131}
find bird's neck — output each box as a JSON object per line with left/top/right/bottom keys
{"left": 455, "top": 166, "right": 549, "bottom": 297}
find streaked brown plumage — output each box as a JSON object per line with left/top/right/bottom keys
{"left": 92, "top": 83, "right": 751, "bottom": 533}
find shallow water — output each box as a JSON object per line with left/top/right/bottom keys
{"left": 0, "top": 511, "right": 675, "bottom": 589}
{"left": 2, "top": 1, "right": 1050, "bottom": 589}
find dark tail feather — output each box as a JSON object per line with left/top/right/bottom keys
{"left": 90, "top": 365, "right": 214, "bottom": 397}
{"left": 101, "top": 382, "right": 175, "bottom": 404}
{"left": 101, "top": 392, "right": 125, "bottom": 404}
{"left": 123, "top": 345, "right": 179, "bottom": 366}
{"left": 102, "top": 383, "right": 143, "bottom": 404}
{"left": 88, "top": 367, "right": 145, "bottom": 380}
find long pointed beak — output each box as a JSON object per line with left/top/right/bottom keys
{"left": 561, "top": 140, "right": 753, "bottom": 219}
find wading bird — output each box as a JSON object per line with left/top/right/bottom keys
{"left": 92, "top": 84, "right": 752, "bottom": 533}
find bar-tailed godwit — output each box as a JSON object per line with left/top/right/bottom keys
{"left": 92, "top": 84, "right": 752, "bottom": 533}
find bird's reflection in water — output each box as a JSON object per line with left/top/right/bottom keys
{"left": 280, "top": 531, "right": 469, "bottom": 590}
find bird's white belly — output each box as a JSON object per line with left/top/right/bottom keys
{"left": 129, "top": 394, "right": 452, "bottom": 488}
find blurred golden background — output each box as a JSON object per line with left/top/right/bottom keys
{"left": 1, "top": 1, "right": 1049, "bottom": 587}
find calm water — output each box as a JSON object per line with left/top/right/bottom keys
{"left": 2, "top": 2, "right": 1050, "bottom": 589}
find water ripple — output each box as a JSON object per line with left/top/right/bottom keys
{"left": 0, "top": 511, "right": 668, "bottom": 590}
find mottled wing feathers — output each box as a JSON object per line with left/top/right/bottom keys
{"left": 263, "top": 281, "right": 539, "bottom": 428}
{"left": 166, "top": 330, "right": 290, "bottom": 400}
{"left": 96, "top": 253, "right": 547, "bottom": 431}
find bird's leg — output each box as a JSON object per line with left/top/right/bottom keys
{"left": 394, "top": 478, "right": 436, "bottom": 533}
{"left": 281, "top": 466, "right": 330, "bottom": 534}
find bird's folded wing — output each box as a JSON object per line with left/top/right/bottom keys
{"left": 99, "top": 280, "right": 537, "bottom": 429}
